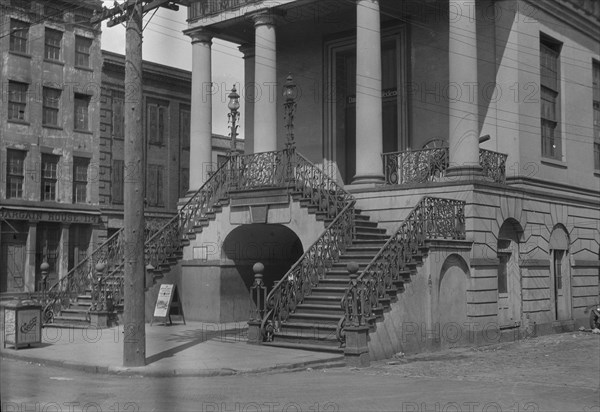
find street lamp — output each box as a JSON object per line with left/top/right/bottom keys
{"left": 283, "top": 74, "right": 297, "bottom": 149}
{"left": 228, "top": 85, "right": 240, "bottom": 156}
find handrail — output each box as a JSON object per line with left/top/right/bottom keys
{"left": 259, "top": 149, "right": 356, "bottom": 340}
{"left": 337, "top": 197, "right": 466, "bottom": 341}
{"left": 42, "top": 158, "right": 233, "bottom": 324}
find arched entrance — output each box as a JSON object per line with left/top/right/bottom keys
{"left": 549, "top": 225, "right": 571, "bottom": 321}
{"left": 497, "top": 219, "right": 524, "bottom": 328}
{"left": 438, "top": 254, "right": 470, "bottom": 347}
{"left": 222, "top": 224, "right": 304, "bottom": 295}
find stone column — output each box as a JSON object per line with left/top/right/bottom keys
{"left": 239, "top": 43, "right": 256, "bottom": 154}
{"left": 24, "top": 222, "right": 37, "bottom": 293}
{"left": 447, "top": 0, "right": 482, "bottom": 178}
{"left": 58, "top": 223, "right": 70, "bottom": 282}
{"left": 187, "top": 29, "right": 214, "bottom": 190}
{"left": 353, "top": 0, "right": 384, "bottom": 184}
{"left": 252, "top": 12, "right": 278, "bottom": 153}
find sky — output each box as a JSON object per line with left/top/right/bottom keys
{"left": 100, "top": 4, "right": 245, "bottom": 137}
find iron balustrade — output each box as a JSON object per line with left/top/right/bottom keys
{"left": 479, "top": 148, "right": 508, "bottom": 184}
{"left": 188, "top": 0, "right": 262, "bottom": 20}
{"left": 383, "top": 147, "right": 508, "bottom": 185}
{"left": 337, "top": 197, "right": 466, "bottom": 343}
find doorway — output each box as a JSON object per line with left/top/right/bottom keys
{"left": 326, "top": 27, "right": 408, "bottom": 183}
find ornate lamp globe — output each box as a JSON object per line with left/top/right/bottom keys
{"left": 283, "top": 74, "right": 297, "bottom": 102}
{"left": 228, "top": 86, "right": 240, "bottom": 112}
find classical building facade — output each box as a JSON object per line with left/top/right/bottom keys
{"left": 173, "top": 0, "right": 599, "bottom": 362}
{"left": 0, "top": 0, "right": 103, "bottom": 294}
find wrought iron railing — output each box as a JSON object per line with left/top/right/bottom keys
{"left": 188, "top": 0, "right": 262, "bottom": 20}
{"left": 257, "top": 150, "right": 355, "bottom": 340}
{"left": 42, "top": 159, "right": 234, "bottom": 324}
{"left": 337, "top": 197, "right": 465, "bottom": 342}
{"left": 383, "top": 147, "right": 448, "bottom": 185}
{"left": 383, "top": 147, "right": 507, "bottom": 185}
{"left": 479, "top": 148, "right": 508, "bottom": 184}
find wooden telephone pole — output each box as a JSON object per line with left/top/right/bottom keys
{"left": 91, "top": 0, "right": 187, "bottom": 367}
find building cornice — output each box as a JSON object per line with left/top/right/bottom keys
{"left": 525, "top": 0, "right": 600, "bottom": 40}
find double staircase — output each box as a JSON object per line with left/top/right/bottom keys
{"left": 40, "top": 147, "right": 466, "bottom": 365}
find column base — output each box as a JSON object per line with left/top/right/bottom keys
{"left": 343, "top": 325, "right": 371, "bottom": 367}
{"left": 445, "top": 165, "right": 483, "bottom": 181}
{"left": 351, "top": 174, "right": 385, "bottom": 185}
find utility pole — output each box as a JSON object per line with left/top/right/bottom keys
{"left": 91, "top": 0, "right": 187, "bottom": 368}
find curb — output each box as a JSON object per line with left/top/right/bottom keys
{"left": 1, "top": 350, "right": 346, "bottom": 378}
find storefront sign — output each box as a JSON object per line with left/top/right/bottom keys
{"left": 347, "top": 88, "right": 398, "bottom": 105}
{"left": 0, "top": 209, "right": 101, "bottom": 224}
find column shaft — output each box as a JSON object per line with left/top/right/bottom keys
{"left": 447, "top": 0, "right": 481, "bottom": 176}
{"left": 253, "top": 13, "right": 277, "bottom": 153}
{"left": 354, "top": 0, "right": 384, "bottom": 184}
{"left": 189, "top": 31, "right": 214, "bottom": 190}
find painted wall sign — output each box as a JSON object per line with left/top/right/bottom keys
{"left": 0, "top": 209, "right": 101, "bottom": 224}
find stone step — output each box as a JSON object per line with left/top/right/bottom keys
{"left": 262, "top": 340, "right": 344, "bottom": 354}
{"left": 293, "top": 303, "right": 344, "bottom": 316}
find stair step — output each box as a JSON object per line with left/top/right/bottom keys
{"left": 262, "top": 341, "right": 344, "bottom": 354}
{"left": 60, "top": 309, "right": 89, "bottom": 318}
{"left": 288, "top": 312, "right": 341, "bottom": 322}
{"left": 310, "top": 286, "right": 347, "bottom": 296}
{"left": 52, "top": 315, "right": 90, "bottom": 324}
{"left": 355, "top": 226, "right": 387, "bottom": 235}
{"left": 293, "top": 304, "right": 344, "bottom": 316}
{"left": 270, "top": 331, "right": 340, "bottom": 346}
{"left": 303, "top": 295, "right": 342, "bottom": 304}
{"left": 44, "top": 322, "right": 91, "bottom": 329}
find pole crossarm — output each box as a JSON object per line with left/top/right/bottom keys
{"left": 91, "top": 0, "right": 189, "bottom": 25}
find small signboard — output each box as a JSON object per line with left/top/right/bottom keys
{"left": 3, "top": 300, "right": 42, "bottom": 349}
{"left": 151, "top": 284, "right": 185, "bottom": 325}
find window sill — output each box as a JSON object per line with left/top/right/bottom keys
{"left": 541, "top": 157, "right": 567, "bottom": 169}
{"left": 74, "top": 129, "right": 93, "bottom": 135}
{"left": 7, "top": 119, "right": 30, "bottom": 126}
{"left": 43, "top": 124, "right": 63, "bottom": 130}
{"left": 44, "top": 59, "right": 64, "bottom": 66}
{"left": 75, "top": 66, "right": 93, "bottom": 72}
{"left": 9, "top": 51, "right": 31, "bottom": 59}
{"left": 594, "top": 170, "right": 600, "bottom": 178}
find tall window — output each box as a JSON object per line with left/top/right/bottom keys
{"left": 146, "top": 164, "right": 164, "bottom": 207}
{"left": 43, "top": 88, "right": 61, "bottom": 127}
{"left": 44, "top": 28, "right": 62, "bottom": 61}
{"left": 112, "top": 159, "right": 124, "bottom": 204}
{"left": 73, "top": 157, "right": 89, "bottom": 204}
{"left": 554, "top": 250, "right": 564, "bottom": 291}
{"left": 112, "top": 91, "right": 125, "bottom": 139}
{"left": 497, "top": 254, "right": 509, "bottom": 294}
{"left": 540, "top": 37, "right": 562, "bottom": 160}
{"left": 147, "top": 101, "right": 168, "bottom": 145}
{"left": 7, "top": 149, "right": 26, "bottom": 199}
{"left": 9, "top": 19, "right": 29, "bottom": 54}
{"left": 75, "top": 36, "right": 92, "bottom": 68}
{"left": 74, "top": 94, "right": 90, "bottom": 131}
{"left": 41, "top": 154, "right": 60, "bottom": 201}
{"left": 593, "top": 61, "right": 600, "bottom": 170}
{"left": 179, "top": 107, "right": 190, "bottom": 196}
{"left": 8, "top": 81, "right": 28, "bottom": 122}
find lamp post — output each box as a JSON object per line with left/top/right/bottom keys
{"left": 228, "top": 85, "right": 240, "bottom": 156}
{"left": 283, "top": 74, "right": 298, "bottom": 183}
{"left": 228, "top": 85, "right": 241, "bottom": 187}
{"left": 283, "top": 74, "right": 297, "bottom": 150}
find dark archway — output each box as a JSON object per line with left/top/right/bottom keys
{"left": 222, "top": 224, "right": 304, "bottom": 292}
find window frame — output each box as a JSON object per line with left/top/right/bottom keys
{"left": 41, "top": 154, "right": 60, "bottom": 202}
{"left": 8, "top": 81, "right": 28, "bottom": 122}
{"left": 6, "top": 149, "right": 26, "bottom": 199}
{"left": 540, "top": 36, "right": 563, "bottom": 161}
{"left": 74, "top": 94, "right": 90, "bottom": 131}
{"left": 146, "top": 100, "right": 169, "bottom": 146}
{"left": 593, "top": 60, "right": 600, "bottom": 170}
{"left": 73, "top": 157, "right": 89, "bottom": 204}
{"left": 44, "top": 28, "right": 63, "bottom": 62}
{"left": 179, "top": 106, "right": 191, "bottom": 197}
{"left": 42, "top": 87, "right": 61, "bottom": 127}
{"left": 112, "top": 159, "right": 124, "bottom": 204}
{"left": 9, "top": 19, "right": 29, "bottom": 54}
{"left": 146, "top": 164, "right": 164, "bottom": 207}
{"left": 75, "top": 36, "right": 92, "bottom": 68}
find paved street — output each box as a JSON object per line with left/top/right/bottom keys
{"left": 2, "top": 332, "right": 598, "bottom": 412}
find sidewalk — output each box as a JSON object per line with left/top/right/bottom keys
{"left": 0, "top": 321, "right": 345, "bottom": 377}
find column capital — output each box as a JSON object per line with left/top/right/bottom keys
{"left": 249, "top": 10, "right": 279, "bottom": 27}
{"left": 238, "top": 43, "right": 255, "bottom": 59}
{"left": 184, "top": 28, "right": 214, "bottom": 45}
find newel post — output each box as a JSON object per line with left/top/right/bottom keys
{"left": 247, "top": 262, "right": 266, "bottom": 344}
{"left": 90, "top": 262, "right": 110, "bottom": 328}
{"left": 343, "top": 262, "right": 370, "bottom": 367}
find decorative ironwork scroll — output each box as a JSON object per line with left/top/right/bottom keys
{"left": 337, "top": 197, "right": 466, "bottom": 343}
{"left": 383, "top": 147, "right": 508, "bottom": 185}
